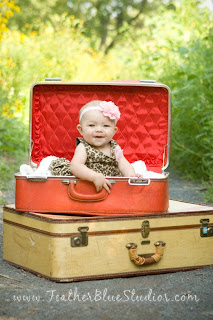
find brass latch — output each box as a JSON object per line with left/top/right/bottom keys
{"left": 200, "top": 219, "right": 213, "bottom": 237}
{"left": 141, "top": 220, "right": 150, "bottom": 238}
{"left": 71, "top": 227, "right": 89, "bottom": 247}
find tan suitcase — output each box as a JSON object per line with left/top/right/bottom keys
{"left": 3, "top": 200, "right": 213, "bottom": 282}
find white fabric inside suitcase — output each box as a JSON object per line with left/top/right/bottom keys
{"left": 19, "top": 156, "right": 166, "bottom": 179}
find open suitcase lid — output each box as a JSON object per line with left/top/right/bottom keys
{"left": 30, "top": 80, "right": 171, "bottom": 173}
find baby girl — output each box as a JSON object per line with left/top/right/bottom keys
{"left": 70, "top": 100, "right": 140, "bottom": 193}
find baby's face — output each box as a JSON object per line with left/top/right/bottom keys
{"left": 77, "top": 110, "right": 117, "bottom": 147}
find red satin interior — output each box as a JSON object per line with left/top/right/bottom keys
{"left": 31, "top": 83, "right": 169, "bottom": 172}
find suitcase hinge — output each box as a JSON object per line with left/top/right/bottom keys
{"left": 200, "top": 219, "right": 213, "bottom": 237}
{"left": 71, "top": 227, "right": 89, "bottom": 247}
{"left": 45, "top": 78, "right": 61, "bottom": 81}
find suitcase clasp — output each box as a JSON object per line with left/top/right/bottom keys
{"left": 141, "top": 220, "right": 150, "bottom": 238}
{"left": 27, "top": 176, "right": 47, "bottom": 182}
{"left": 200, "top": 219, "right": 213, "bottom": 237}
{"left": 71, "top": 227, "right": 89, "bottom": 247}
{"left": 128, "top": 178, "right": 150, "bottom": 186}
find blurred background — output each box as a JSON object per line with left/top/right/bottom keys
{"left": 0, "top": 0, "right": 213, "bottom": 203}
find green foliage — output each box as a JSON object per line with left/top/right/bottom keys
{"left": 0, "top": 114, "right": 28, "bottom": 204}
{"left": 108, "top": 0, "right": 213, "bottom": 200}
{"left": 9, "top": 0, "right": 162, "bottom": 53}
{"left": 163, "top": 32, "right": 213, "bottom": 180}
{"left": 0, "top": 0, "right": 20, "bottom": 42}
{"left": 205, "top": 169, "right": 213, "bottom": 202}
{"left": 0, "top": 12, "right": 127, "bottom": 203}
{"left": 0, "top": 83, "right": 28, "bottom": 176}
{"left": 0, "top": 115, "right": 28, "bottom": 155}
{"left": 157, "top": 2, "right": 213, "bottom": 186}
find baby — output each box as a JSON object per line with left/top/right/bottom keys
{"left": 70, "top": 100, "right": 139, "bottom": 193}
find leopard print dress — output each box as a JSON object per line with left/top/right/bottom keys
{"left": 50, "top": 138, "right": 122, "bottom": 176}
{"left": 78, "top": 138, "right": 122, "bottom": 176}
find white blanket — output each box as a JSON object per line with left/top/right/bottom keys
{"left": 20, "top": 157, "right": 165, "bottom": 179}
{"left": 20, "top": 156, "right": 58, "bottom": 177}
{"left": 131, "top": 160, "right": 165, "bottom": 178}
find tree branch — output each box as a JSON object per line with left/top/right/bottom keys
{"left": 103, "top": 0, "right": 148, "bottom": 54}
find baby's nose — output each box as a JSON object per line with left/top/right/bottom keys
{"left": 96, "top": 126, "right": 103, "bottom": 132}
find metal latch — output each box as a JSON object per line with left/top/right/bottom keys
{"left": 140, "top": 80, "right": 156, "bottom": 83}
{"left": 141, "top": 220, "right": 150, "bottom": 238}
{"left": 71, "top": 227, "right": 89, "bottom": 247}
{"left": 200, "top": 219, "right": 213, "bottom": 237}
{"left": 128, "top": 178, "right": 150, "bottom": 186}
{"left": 45, "top": 78, "right": 61, "bottom": 81}
{"left": 27, "top": 176, "right": 47, "bottom": 182}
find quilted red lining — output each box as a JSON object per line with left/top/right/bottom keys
{"left": 31, "top": 83, "right": 169, "bottom": 172}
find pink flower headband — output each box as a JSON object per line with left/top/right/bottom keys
{"left": 79, "top": 101, "right": 120, "bottom": 123}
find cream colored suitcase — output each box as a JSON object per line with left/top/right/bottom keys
{"left": 3, "top": 200, "right": 213, "bottom": 282}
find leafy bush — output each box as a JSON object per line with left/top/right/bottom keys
{"left": 0, "top": 13, "right": 127, "bottom": 203}
{"left": 162, "top": 31, "right": 213, "bottom": 181}
{"left": 111, "top": 1, "right": 213, "bottom": 187}
{"left": 0, "top": 114, "right": 28, "bottom": 204}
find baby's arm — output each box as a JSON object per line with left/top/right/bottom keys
{"left": 117, "top": 155, "right": 137, "bottom": 177}
{"left": 70, "top": 143, "right": 111, "bottom": 193}
{"left": 116, "top": 146, "right": 142, "bottom": 177}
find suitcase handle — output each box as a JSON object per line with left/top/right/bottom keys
{"left": 68, "top": 180, "right": 109, "bottom": 202}
{"left": 126, "top": 241, "right": 166, "bottom": 266}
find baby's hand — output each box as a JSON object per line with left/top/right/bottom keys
{"left": 129, "top": 173, "right": 143, "bottom": 178}
{"left": 92, "top": 173, "right": 112, "bottom": 193}
{"left": 135, "top": 173, "right": 143, "bottom": 178}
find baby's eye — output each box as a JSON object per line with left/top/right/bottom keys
{"left": 104, "top": 124, "right": 110, "bottom": 127}
{"left": 88, "top": 124, "right": 95, "bottom": 127}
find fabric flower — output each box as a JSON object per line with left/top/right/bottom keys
{"left": 99, "top": 101, "right": 120, "bottom": 122}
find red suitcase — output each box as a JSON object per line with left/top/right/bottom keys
{"left": 15, "top": 80, "right": 171, "bottom": 215}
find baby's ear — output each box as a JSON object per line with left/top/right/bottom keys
{"left": 77, "top": 124, "right": 82, "bottom": 135}
{"left": 114, "top": 126, "right": 118, "bottom": 133}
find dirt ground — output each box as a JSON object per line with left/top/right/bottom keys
{"left": 0, "top": 173, "right": 213, "bottom": 320}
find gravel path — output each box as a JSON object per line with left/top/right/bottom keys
{"left": 0, "top": 173, "right": 213, "bottom": 320}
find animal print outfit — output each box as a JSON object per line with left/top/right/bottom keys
{"left": 50, "top": 138, "right": 122, "bottom": 176}
{"left": 78, "top": 138, "right": 122, "bottom": 176}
